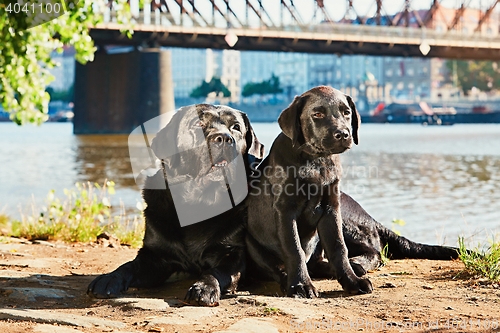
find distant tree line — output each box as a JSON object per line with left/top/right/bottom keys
{"left": 46, "top": 85, "right": 74, "bottom": 102}
{"left": 190, "top": 77, "right": 231, "bottom": 98}
{"left": 446, "top": 60, "right": 500, "bottom": 94}
{"left": 242, "top": 74, "right": 283, "bottom": 97}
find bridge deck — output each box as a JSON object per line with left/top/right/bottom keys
{"left": 92, "top": 21, "right": 500, "bottom": 60}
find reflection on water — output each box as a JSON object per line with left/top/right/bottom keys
{"left": 0, "top": 122, "right": 499, "bottom": 246}
{"left": 342, "top": 153, "right": 500, "bottom": 246}
{"left": 0, "top": 123, "right": 141, "bottom": 217}
{"left": 74, "top": 135, "right": 136, "bottom": 188}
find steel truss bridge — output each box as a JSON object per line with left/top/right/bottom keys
{"left": 90, "top": 0, "right": 500, "bottom": 60}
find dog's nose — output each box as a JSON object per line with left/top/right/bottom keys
{"left": 210, "top": 133, "right": 234, "bottom": 146}
{"left": 334, "top": 129, "right": 350, "bottom": 141}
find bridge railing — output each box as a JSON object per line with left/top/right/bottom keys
{"left": 98, "top": 0, "right": 500, "bottom": 47}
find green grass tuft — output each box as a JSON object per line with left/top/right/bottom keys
{"left": 379, "top": 218, "right": 407, "bottom": 267}
{"left": 262, "top": 306, "right": 282, "bottom": 315}
{"left": 380, "top": 243, "right": 390, "bottom": 267}
{"left": 391, "top": 218, "right": 406, "bottom": 236}
{"left": 0, "top": 214, "right": 8, "bottom": 226}
{"left": 458, "top": 237, "right": 500, "bottom": 282}
{"left": 1, "top": 181, "right": 144, "bottom": 247}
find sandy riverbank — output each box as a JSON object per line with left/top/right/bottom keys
{"left": 0, "top": 238, "right": 499, "bottom": 333}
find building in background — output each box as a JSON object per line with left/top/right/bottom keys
{"left": 308, "top": 54, "right": 385, "bottom": 112}
{"left": 240, "top": 51, "right": 279, "bottom": 103}
{"left": 240, "top": 51, "right": 312, "bottom": 104}
{"left": 219, "top": 50, "right": 241, "bottom": 104}
{"left": 240, "top": 51, "right": 279, "bottom": 85}
{"left": 168, "top": 48, "right": 211, "bottom": 106}
{"left": 420, "top": 5, "right": 499, "bottom": 36}
{"left": 382, "top": 57, "right": 461, "bottom": 100}
{"left": 275, "top": 52, "right": 309, "bottom": 99}
{"left": 168, "top": 48, "right": 241, "bottom": 105}
{"left": 308, "top": 54, "right": 384, "bottom": 89}
{"left": 382, "top": 57, "right": 431, "bottom": 100}
{"left": 308, "top": 54, "right": 341, "bottom": 88}
{"left": 376, "top": 2, "right": 498, "bottom": 101}
{"left": 48, "top": 47, "right": 76, "bottom": 92}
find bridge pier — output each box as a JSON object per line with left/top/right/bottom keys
{"left": 73, "top": 49, "right": 174, "bottom": 134}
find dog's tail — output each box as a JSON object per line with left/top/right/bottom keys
{"left": 340, "top": 192, "right": 459, "bottom": 260}
{"left": 376, "top": 223, "right": 459, "bottom": 260}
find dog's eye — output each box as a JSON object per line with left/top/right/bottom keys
{"left": 231, "top": 124, "right": 241, "bottom": 132}
{"left": 313, "top": 112, "right": 325, "bottom": 119}
{"left": 343, "top": 110, "right": 351, "bottom": 116}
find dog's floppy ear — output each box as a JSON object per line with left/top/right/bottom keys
{"left": 345, "top": 94, "right": 360, "bottom": 145}
{"left": 151, "top": 110, "right": 184, "bottom": 168}
{"left": 242, "top": 113, "right": 265, "bottom": 165}
{"left": 278, "top": 95, "right": 307, "bottom": 147}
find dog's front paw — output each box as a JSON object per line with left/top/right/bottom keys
{"left": 185, "top": 276, "right": 221, "bottom": 306}
{"left": 87, "top": 272, "right": 131, "bottom": 298}
{"left": 287, "top": 282, "right": 318, "bottom": 298}
{"left": 338, "top": 275, "right": 373, "bottom": 295}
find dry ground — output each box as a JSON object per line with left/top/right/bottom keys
{"left": 0, "top": 238, "right": 499, "bottom": 333}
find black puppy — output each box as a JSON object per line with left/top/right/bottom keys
{"left": 246, "top": 86, "right": 373, "bottom": 297}
{"left": 87, "top": 104, "right": 264, "bottom": 306}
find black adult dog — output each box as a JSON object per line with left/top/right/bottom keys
{"left": 87, "top": 104, "right": 264, "bottom": 306}
{"left": 246, "top": 86, "right": 374, "bottom": 297}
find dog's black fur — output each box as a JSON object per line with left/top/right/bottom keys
{"left": 87, "top": 104, "right": 264, "bottom": 306}
{"left": 308, "top": 192, "right": 460, "bottom": 279}
{"left": 246, "top": 86, "right": 374, "bottom": 297}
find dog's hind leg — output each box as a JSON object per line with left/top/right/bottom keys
{"left": 308, "top": 243, "right": 381, "bottom": 278}
{"left": 307, "top": 245, "right": 336, "bottom": 279}
{"left": 348, "top": 250, "right": 382, "bottom": 276}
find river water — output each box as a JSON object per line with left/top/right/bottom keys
{"left": 1, "top": 122, "right": 499, "bottom": 247}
